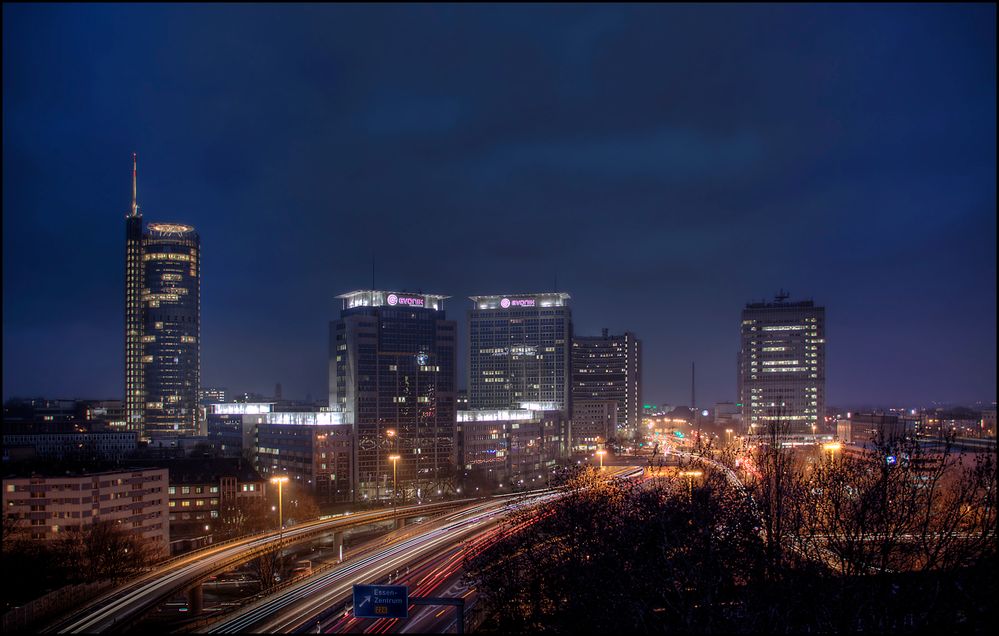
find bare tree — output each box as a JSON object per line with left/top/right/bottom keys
{"left": 53, "top": 520, "right": 154, "bottom": 584}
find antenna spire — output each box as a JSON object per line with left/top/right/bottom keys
{"left": 130, "top": 152, "right": 140, "bottom": 217}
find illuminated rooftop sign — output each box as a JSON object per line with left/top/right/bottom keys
{"left": 337, "top": 290, "right": 448, "bottom": 311}
{"left": 470, "top": 292, "right": 570, "bottom": 310}
{"left": 387, "top": 293, "right": 424, "bottom": 307}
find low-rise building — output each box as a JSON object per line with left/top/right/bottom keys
{"left": 839, "top": 413, "right": 919, "bottom": 444}
{"left": 162, "top": 458, "right": 266, "bottom": 551}
{"left": 206, "top": 402, "right": 276, "bottom": 457}
{"left": 2, "top": 468, "right": 169, "bottom": 556}
{"left": 254, "top": 413, "right": 353, "bottom": 504}
{"left": 2, "top": 431, "right": 139, "bottom": 461}
{"left": 570, "top": 400, "right": 618, "bottom": 453}
{"left": 457, "top": 408, "right": 568, "bottom": 488}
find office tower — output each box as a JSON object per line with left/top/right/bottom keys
{"left": 123, "top": 155, "right": 201, "bottom": 438}
{"left": 468, "top": 293, "right": 572, "bottom": 414}
{"left": 125, "top": 154, "right": 144, "bottom": 431}
{"left": 738, "top": 293, "right": 825, "bottom": 435}
{"left": 571, "top": 329, "right": 642, "bottom": 439}
{"left": 330, "top": 290, "right": 457, "bottom": 501}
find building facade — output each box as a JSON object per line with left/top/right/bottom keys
{"left": 255, "top": 414, "right": 354, "bottom": 504}
{"left": 457, "top": 408, "right": 568, "bottom": 487}
{"left": 330, "top": 290, "right": 457, "bottom": 501}
{"left": 468, "top": 293, "right": 572, "bottom": 415}
{"left": 569, "top": 399, "right": 618, "bottom": 453}
{"left": 123, "top": 156, "right": 202, "bottom": 439}
{"left": 162, "top": 458, "right": 266, "bottom": 549}
{"left": 738, "top": 295, "right": 826, "bottom": 435}
{"left": 571, "top": 329, "right": 641, "bottom": 439}
{"left": 2, "top": 468, "right": 169, "bottom": 555}
{"left": 2, "top": 432, "right": 139, "bottom": 461}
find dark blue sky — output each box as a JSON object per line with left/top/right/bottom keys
{"left": 3, "top": 4, "right": 995, "bottom": 408}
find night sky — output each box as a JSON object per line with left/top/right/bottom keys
{"left": 3, "top": 4, "right": 995, "bottom": 408}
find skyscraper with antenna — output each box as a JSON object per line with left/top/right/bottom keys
{"left": 123, "top": 154, "right": 202, "bottom": 438}
{"left": 124, "top": 153, "right": 144, "bottom": 432}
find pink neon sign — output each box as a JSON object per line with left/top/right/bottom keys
{"left": 387, "top": 293, "right": 424, "bottom": 307}
{"left": 500, "top": 297, "right": 535, "bottom": 308}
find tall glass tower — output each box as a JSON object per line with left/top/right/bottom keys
{"left": 330, "top": 290, "right": 457, "bottom": 502}
{"left": 124, "top": 154, "right": 144, "bottom": 432}
{"left": 124, "top": 155, "right": 201, "bottom": 438}
{"left": 468, "top": 293, "right": 572, "bottom": 414}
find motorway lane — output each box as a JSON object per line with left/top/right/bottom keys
{"left": 47, "top": 499, "right": 476, "bottom": 634}
{"left": 206, "top": 493, "right": 561, "bottom": 633}
{"left": 317, "top": 467, "right": 646, "bottom": 634}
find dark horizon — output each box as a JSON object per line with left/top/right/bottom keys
{"left": 3, "top": 4, "right": 996, "bottom": 408}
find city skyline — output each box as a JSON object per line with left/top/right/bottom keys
{"left": 3, "top": 4, "right": 996, "bottom": 408}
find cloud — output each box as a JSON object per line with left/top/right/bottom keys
{"left": 467, "top": 126, "right": 764, "bottom": 183}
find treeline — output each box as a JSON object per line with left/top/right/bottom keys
{"left": 1, "top": 519, "right": 155, "bottom": 611}
{"left": 464, "top": 426, "right": 997, "bottom": 633}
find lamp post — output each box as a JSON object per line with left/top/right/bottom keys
{"left": 679, "top": 470, "right": 703, "bottom": 501}
{"left": 596, "top": 449, "right": 606, "bottom": 470}
{"left": 388, "top": 455, "right": 400, "bottom": 514}
{"left": 725, "top": 428, "right": 733, "bottom": 446}
{"left": 386, "top": 429, "right": 399, "bottom": 503}
{"left": 270, "top": 476, "right": 289, "bottom": 540}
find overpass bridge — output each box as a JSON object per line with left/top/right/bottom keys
{"left": 43, "top": 498, "right": 478, "bottom": 633}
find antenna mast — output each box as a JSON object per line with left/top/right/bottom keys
{"left": 130, "top": 153, "right": 139, "bottom": 217}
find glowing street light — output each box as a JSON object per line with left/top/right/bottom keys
{"left": 389, "top": 454, "right": 401, "bottom": 513}
{"left": 725, "top": 429, "right": 733, "bottom": 445}
{"left": 822, "top": 442, "right": 841, "bottom": 463}
{"left": 679, "top": 470, "right": 703, "bottom": 500}
{"left": 596, "top": 449, "right": 607, "bottom": 470}
{"left": 270, "top": 475, "right": 289, "bottom": 540}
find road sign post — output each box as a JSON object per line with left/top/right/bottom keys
{"left": 352, "top": 584, "right": 409, "bottom": 619}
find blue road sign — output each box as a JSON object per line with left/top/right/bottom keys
{"left": 352, "top": 584, "right": 409, "bottom": 619}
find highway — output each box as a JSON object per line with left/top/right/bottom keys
{"left": 204, "top": 466, "right": 644, "bottom": 634}
{"left": 45, "top": 499, "right": 475, "bottom": 634}
{"left": 205, "top": 492, "right": 560, "bottom": 633}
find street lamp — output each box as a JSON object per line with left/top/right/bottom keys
{"left": 388, "top": 454, "right": 401, "bottom": 514}
{"left": 679, "top": 470, "right": 703, "bottom": 500}
{"left": 386, "top": 429, "right": 400, "bottom": 502}
{"left": 596, "top": 449, "right": 606, "bottom": 470}
{"left": 725, "top": 429, "right": 733, "bottom": 446}
{"left": 270, "top": 476, "right": 289, "bottom": 540}
{"left": 822, "top": 442, "right": 841, "bottom": 463}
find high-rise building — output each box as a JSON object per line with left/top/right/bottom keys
{"left": 123, "top": 155, "right": 201, "bottom": 439}
{"left": 330, "top": 290, "right": 457, "bottom": 502}
{"left": 571, "top": 329, "right": 642, "bottom": 439}
{"left": 468, "top": 293, "right": 572, "bottom": 414}
{"left": 125, "top": 154, "right": 144, "bottom": 432}
{"left": 738, "top": 293, "right": 825, "bottom": 435}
